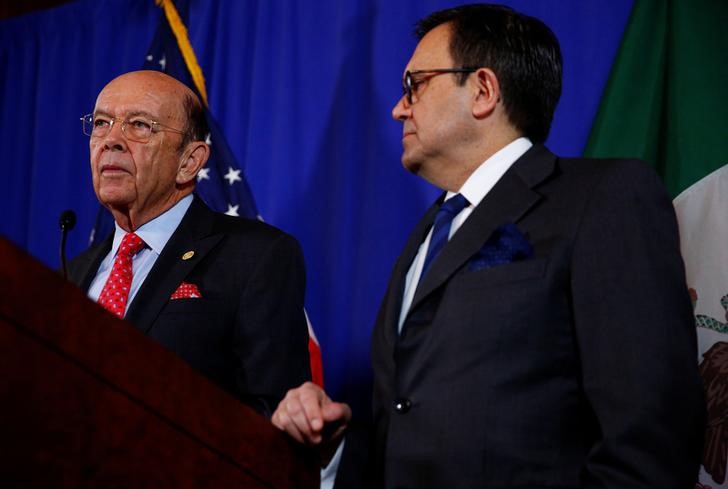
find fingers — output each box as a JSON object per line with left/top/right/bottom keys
{"left": 272, "top": 382, "right": 350, "bottom": 446}
{"left": 321, "top": 400, "right": 352, "bottom": 426}
{"left": 321, "top": 401, "right": 352, "bottom": 442}
{"left": 272, "top": 382, "right": 326, "bottom": 444}
{"left": 299, "top": 382, "right": 327, "bottom": 433}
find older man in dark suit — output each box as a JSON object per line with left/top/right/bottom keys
{"left": 68, "top": 70, "right": 310, "bottom": 416}
{"left": 273, "top": 4, "right": 705, "bottom": 488}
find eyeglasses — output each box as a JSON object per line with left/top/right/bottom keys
{"left": 401, "top": 68, "right": 477, "bottom": 105}
{"left": 80, "top": 113, "right": 185, "bottom": 143}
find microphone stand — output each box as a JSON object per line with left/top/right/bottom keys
{"left": 59, "top": 210, "right": 76, "bottom": 280}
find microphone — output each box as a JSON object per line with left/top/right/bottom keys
{"left": 59, "top": 210, "right": 76, "bottom": 280}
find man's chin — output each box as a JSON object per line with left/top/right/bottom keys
{"left": 97, "top": 189, "right": 134, "bottom": 211}
{"left": 401, "top": 156, "right": 422, "bottom": 175}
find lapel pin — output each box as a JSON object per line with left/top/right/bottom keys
{"left": 182, "top": 251, "right": 195, "bottom": 261}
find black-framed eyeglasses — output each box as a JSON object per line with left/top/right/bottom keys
{"left": 401, "top": 68, "right": 477, "bottom": 105}
{"left": 80, "top": 113, "right": 185, "bottom": 143}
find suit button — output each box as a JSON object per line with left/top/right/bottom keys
{"left": 394, "top": 398, "right": 412, "bottom": 414}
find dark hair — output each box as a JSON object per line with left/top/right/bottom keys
{"left": 180, "top": 91, "right": 208, "bottom": 149}
{"left": 415, "top": 4, "right": 562, "bottom": 143}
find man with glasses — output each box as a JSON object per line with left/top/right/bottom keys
{"left": 273, "top": 4, "right": 704, "bottom": 488}
{"left": 69, "top": 70, "right": 311, "bottom": 416}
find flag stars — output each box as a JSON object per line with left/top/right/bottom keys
{"left": 159, "top": 54, "right": 167, "bottom": 71}
{"left": 224, "top": 167, "right": 242, "bottom": 185}
{"left": 205, "top": 133, "right": 212, "bottom": 146}
{"left": 225, "top": 204, "right": 239, "bottom": 217}
{"left": 197, "top": 168, "right": 210, "bottom": 181}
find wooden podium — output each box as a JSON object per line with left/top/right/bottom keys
{"left": 0, "top": 238, "right": 318, "bottom": 488}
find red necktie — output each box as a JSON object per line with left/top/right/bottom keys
{"left": 97, "top": 232, "right": 145, "bottom": 318}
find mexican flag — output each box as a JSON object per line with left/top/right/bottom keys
{"left": 584, "top": 0, "right": 728, "bottom": 486}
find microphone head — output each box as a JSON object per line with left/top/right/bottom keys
{"left": 59, "top": 209, "right": 77, "bottom": 231}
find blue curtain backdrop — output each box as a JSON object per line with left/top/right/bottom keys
{"left": 0, "top": 0, "right": 634, "bottom": 414}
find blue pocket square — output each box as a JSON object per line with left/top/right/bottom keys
{"left": 469, "top": 223, "right": 533, "bottom": 271}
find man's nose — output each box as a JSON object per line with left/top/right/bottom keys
{"left": 103, "top": 121, "right": 128, "bottom": 151}
{"left": 391, "top": 95, "right": 411, "bottom": 121}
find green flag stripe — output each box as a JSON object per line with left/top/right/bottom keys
{"left": 584, "top": 0, "right": 728, "bottom": 197}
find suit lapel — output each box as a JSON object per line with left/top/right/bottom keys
{"left": 408, "top": 144, "right": 556, "bottom": 314}
{"left": 379, "top": 200, "right": 442, "bottom": 342}
{"left": 124, "top": 198, "right": 223, "bottom": 333}
{"left": 69, "top": 234, "right": 113, "bottom": 292}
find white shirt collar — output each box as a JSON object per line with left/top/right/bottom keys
{"left": 109, "top": 194, "right": 194, "bottom": 256}
{"left": 446, "top": 137, "right": 533, "bottom": 207}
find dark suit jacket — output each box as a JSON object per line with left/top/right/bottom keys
{"left": 366, "top": 145, "right": 705, "bottom": 488}
{"left": 68, "top": 196, "right": 311, "bottom": 416}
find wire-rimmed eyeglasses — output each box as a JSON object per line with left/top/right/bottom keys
{"left": 401, "top": 68, "right": 477, "bottom": 105}
{"left": 80, "top": 113, "right": 185, "bottom": 143}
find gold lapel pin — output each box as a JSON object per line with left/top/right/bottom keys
{"left": 182, "top": 251, "right": 195, "bottom": 261}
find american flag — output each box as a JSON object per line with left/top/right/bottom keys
{"left": 91, "top": 0, "right": 324, "bottom": 387}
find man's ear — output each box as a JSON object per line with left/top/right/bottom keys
{"left": 472, "top": 68, "right": 501, "bottom": 119}
{"left": 176, "top": 141, "right": 210, "bottom": 185}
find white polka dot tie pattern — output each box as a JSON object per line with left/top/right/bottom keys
{"left": 97, "top": 232, "right": 145, "bottom": 318}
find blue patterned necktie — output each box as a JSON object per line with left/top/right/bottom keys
{"left": 419, "top": 193, "right": 470, "bottom": 281}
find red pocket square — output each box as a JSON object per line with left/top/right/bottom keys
{"left": 170, "top": 282, "right": 202, "bottom": 300}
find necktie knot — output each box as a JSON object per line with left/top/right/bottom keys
{"left": 419, "top": 193, "right": 469, "bottom": 280}
{"left": 437, "top": 193, "right": 469, "bottom": 218}
{"left": 119, "top": 232, "right": 145, "bottom": 258}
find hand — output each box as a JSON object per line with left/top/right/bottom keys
{"left": 272, "top": 382, "right": 351, "bottom": 465}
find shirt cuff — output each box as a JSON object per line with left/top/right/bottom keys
{"left": 320, "top": 437, "right": 345, "bottom": 489}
